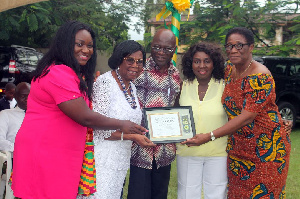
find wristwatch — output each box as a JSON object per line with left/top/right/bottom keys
{"left": 210, "top": 131, "right": 216, "bottom": 141}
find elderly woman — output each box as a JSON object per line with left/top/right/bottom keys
{"left": 182, "top": 27, "right": 291, "bottom": 198}
{"left": 91, "top": 40, "right": 155, "bottom": 199}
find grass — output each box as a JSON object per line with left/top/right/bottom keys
{"left": 123, "top": 124, "right": 300, "bottom": 199}
{"left": 286, "top": 124, "right": 300, "bottom": 198}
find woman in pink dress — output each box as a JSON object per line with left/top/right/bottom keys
{"left": 11, "top": 21, "right": 147, "bottom": 199}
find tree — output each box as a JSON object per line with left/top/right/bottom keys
{"left": 0, "top": 2, "right": 54, "bottom": 47}
{"left": 179, "top": 0, "right": 300, "bottom": 56}
{"left": 0, "top": 0, "right": 145, "bottom": 51}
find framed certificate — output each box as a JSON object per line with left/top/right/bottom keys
{"left": 143, "top": 106, "right": 196, "bottom": 144}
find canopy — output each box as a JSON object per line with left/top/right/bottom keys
{"left": 0, "top": 0, "right": 48, "bottom": 12}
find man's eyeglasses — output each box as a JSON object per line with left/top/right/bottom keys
{"left": 124, "top": 57, "right": 143, "bottom": 66}
{"left": 151, "top": 46, "right": 176, "bottom": 54}
{"left": 224, "top": 43, "right": 250, "bottom": 51}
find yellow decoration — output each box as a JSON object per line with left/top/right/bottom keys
{"left": 171, "top": 0, "right": 191, "bottom": 13}
{"left": 156, "top": 6, "right": 172, "bottom": 21}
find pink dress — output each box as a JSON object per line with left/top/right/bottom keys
{"left": 12, "top": 64, "right": 88, "bottom": 199}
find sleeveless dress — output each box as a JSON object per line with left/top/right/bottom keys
{"left": 222, "top": 61, "right": 291, "bottom": 198}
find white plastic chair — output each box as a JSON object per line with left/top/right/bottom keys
{"left": 0, "top": 151, "right": 14, "bottom": 199}
{"left": 4, "top": 151, "right": 13, "bottom": 199}
{"left": 0, "top": 151, "right": 7, "bottom": 199}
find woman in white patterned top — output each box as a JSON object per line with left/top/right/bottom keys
{"left": 91, "top": 40, "right": 155, "bottom": 199}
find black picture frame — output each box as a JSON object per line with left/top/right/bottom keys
{"left": 143, "top": 106, "right": 196, "bottom": 144}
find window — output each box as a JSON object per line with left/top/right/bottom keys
{"left": 272, "top": 64, "right": 286, "bottom": 75}
{"left": 290, "top": 62, "right": 300, "bottom": 76}
{"left": 0, "top": 50, "right": 10, "bottom": 66}
{"left": 16, "top": 49, "right": 40, "bottom": 66}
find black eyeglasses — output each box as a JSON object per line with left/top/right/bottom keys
{"left": 124, "top": 57, "right": 143, "bottom": 66}
{"left": 151, "top": 46, "right": 176, "bottom": 54}
{"left": 224, "top": 43, "right": 250, "bottom": 51}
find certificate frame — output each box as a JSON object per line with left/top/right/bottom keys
{"left": 143, "top": 106, "right": 196, "bottom": 144}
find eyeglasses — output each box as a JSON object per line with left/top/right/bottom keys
{"left": 224, "top": 43, "right": 250, "bottom": 51}
{"left": 124, "top": 57, "right": 143, "bottom": 66}
{"left": 151, "top": 46, "right": 176, "bottom": 54}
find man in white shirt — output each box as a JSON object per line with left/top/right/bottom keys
{"left": 0, "top": 82, "right": 30, "bottom": 152}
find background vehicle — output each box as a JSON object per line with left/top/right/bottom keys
{"left": 0, "top": 45, "right": 43, "bottom": 95}
{"left": 254, "top": 56, "right": 300, "bottom": 127}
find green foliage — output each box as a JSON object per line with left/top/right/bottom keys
{"left": 143, "top": 32, "right": 153, "bottom": 51}
{"left": 0, "top": 0, "right": 145, "bottom": 51}
{"left": 0, "top": 2, "right": 53, "bottom": 47}
{"left": 287, "top": 15, "right": 300, "bottom": 46}
{"left": 254, "top": 45, "right": 296, "bottom": 57}
{"left": 178, "top": 0, "right": 300, "bottom": 56}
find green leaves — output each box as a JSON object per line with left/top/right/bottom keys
{"left": 0, "top": 0, "right": 143, "bottom": 51}
{"left": 28, "top": 13, "right": 38, "bottom": 32}
{"left": 0, "top": 1, "right": 53, "bottom": 47}
{"left": 178, "top": 0, "right": 299, "bottom": 56}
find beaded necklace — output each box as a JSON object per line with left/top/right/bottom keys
{"left": 116, "top": 69, "right": 137, "bottom": 109}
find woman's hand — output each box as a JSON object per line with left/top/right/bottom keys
{"left": 283, "top": 119, "right": 293, "bottom": 135}
{"left": 104, "top": 130, "right": 122, "bottom": 140}
{"left": 133, "top": 135, "right": 156, "bottom": 148}
{"left": 120, "top": 120, "right": 148, "bottom": 135}
{"left": 181, "top": 133, "right": 211, "bottom": 147}
{"left": 58, "top": 98, "right": 147, "bottom": 133}
{"left": 104, "top": 130, "right": 155, "bottom": 148}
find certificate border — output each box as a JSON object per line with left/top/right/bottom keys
{"left": 148, "top": 112, "right": 182, "bottom": 139}
{"left": 143, "top": 106, "right": 196, "bottom": 144}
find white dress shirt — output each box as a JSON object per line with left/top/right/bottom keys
{"left": 9, "top": 98, "right": 17, "bottom": 109}
{"left": 0, "top": 106, "right": 25, "bottom": 152}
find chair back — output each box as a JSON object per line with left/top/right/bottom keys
{"left": 0, "top": 151, "right": 14, "bottom": 199}
{"left": 0, "top": 151, "right": 7, "bottom": 198}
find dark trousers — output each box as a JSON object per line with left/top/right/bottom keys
{"left": 127, "top": 159, "right": 171, "bottom": 199}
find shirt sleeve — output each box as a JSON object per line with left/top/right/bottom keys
{"left": 92, "top": 74, "right": 114, "bottom": 141}
{"left": 242, "top": 74, "right": 275, "bottom": 113}
{"left": 43, "top": 64, "right": 83, "bottom": 105}
{"left": 0, "top": 111, "right": 14, "bottom": 152}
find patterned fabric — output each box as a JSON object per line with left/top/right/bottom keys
{"left": 78, "top": 102, "right": 96, "bottom": 196}
{"left": 131, "top": 57, "right": 181, "bottom": 169}
{"left": 222, "top": 61, "right": 291, "bottom": 199}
